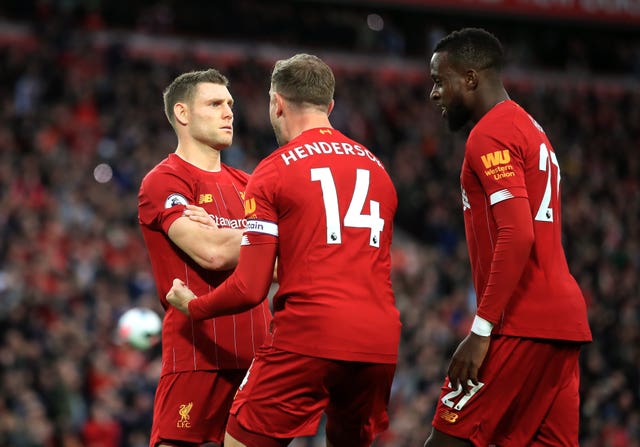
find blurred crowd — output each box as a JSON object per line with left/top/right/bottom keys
{"left": 0, "top": 4, "right": 639, "bottom": 447}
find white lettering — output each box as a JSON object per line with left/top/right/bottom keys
{"left": 294, "top": 146, "right": 308, "bottom": 159}
{"left": 319, "top": 141, "right": 333, "bottom": 154}
{"left": 245, "top": 219, "right": 279, "bottom": 237}
{"left": 305, "top": 142, "right": 322, "bottom": 155}
{"left": 365, "top": 149, "right": 383, "bottom": 167}
{"left": 331, "top": 142, "right": 344, "bottom": 154}
{"left": 281, "top": 150, "right": 297, "bottom": 166}
{"left": 277, "top": 140, "right": 386, "bottom": 170}
{"left": 342, "top": 143, "right": 355, "bottom": 155}
{"left": 209, "top": 215, "right": 247, "bottom": 229}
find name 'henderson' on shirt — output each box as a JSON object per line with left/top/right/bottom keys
{"left": 281, "top": 140, "right": 384, "bottom": 168}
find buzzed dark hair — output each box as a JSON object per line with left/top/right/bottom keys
{"left": 163, "top": 69, "right": 229, "bottom": 128}
{"left": 271, "top": 53, "right": 334, "bottom": 107}
{"left": 433, "top": 28, "right": 504, "bottom": 72}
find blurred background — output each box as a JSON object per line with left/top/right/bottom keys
{"left": 0, "top": 0, "right": 638, "bottom": 446}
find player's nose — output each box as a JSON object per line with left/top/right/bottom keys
{"left": 429, "top": 86, "right": 439, "bottom": 102}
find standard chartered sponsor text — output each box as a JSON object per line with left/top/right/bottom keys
{"left": 208, "top": 215, "right": 247, "bottom": 229}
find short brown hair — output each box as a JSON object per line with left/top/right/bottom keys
{"left": 163, "top": 69, "right": 229, "bottom": 127}
{"left": 271, "top": 54, "right": 334, "bottom": 107}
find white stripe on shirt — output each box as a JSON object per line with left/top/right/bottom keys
{"left": 489, "top": 188, "right": 515, "bottom": 205}
{"left": 245, "top": 220, "right": 279, "bottom": 237}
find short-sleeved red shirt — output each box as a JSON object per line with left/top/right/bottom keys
{"left": 242, "top": 128, "right": 401, "bottom": 363}
{"left": 138, "top": 154, "right": 271, "bottom": 375}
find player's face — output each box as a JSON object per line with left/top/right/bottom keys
{"left": 429, "top": 51, "right": 472, "bottom": 132}
{"left": 188, "top": 82, "right": 234, "bottom": 150}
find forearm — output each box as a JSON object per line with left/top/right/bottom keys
{"left": 188, "top": 241, "right": 277, "bottom": 320}
{"left": 169, "top": 218, "right": 243, "bottom": 270}
{"left": 476, "top": 197, "right": 534, "bottom": 325}
{"left": 201, "top": 227, "right": 243, "bottom": 270}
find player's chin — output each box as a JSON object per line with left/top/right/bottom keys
{"left": 214, "top": 136, "right": 233, "bottom": 150}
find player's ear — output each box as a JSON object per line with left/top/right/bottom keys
{"left": 326, "top": 99, "right": 335, "bottom": 116}
{"left": 274, "top": 92, "right": 285, "bottom": 117}
{"left": 465, "top": 69, "right": 479, "bottom": 90}
{"left": 174, "top": 102, "right": 188, "bottom": 126}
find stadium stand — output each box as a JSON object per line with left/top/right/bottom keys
{"left": 0, "top": 1, "right": 638, "bottom": 446}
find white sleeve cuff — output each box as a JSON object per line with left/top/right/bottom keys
{"left": 471, "top": 315, "right": 494, "bottom": 337}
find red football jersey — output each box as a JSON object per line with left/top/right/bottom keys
{"left": 138, "top": 153, "right": 271, "bottom": 375}
{"left": 461, "top": 100, "right": 591, "bottom": 342}
{"left": 243, "top": 128, "right": 401, "bottom": 363}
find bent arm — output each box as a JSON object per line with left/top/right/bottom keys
{"left": 168, "top": 215, "right": 242, "bottom": 271}
{"left": 188, "top": 239, "right": 277, "bottom": 320}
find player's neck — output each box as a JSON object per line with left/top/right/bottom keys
{"left": 175, "top": 143, "right": 223, "bottom": 172}
{"left": 474, "top": 87, "right": 510, "bottom": 123}
{"left": 285, "top": 112, "right": 332, "bottom": 142}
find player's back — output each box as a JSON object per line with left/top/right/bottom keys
{"left": 251, "top": 127, "right": 400, "bottom": 363}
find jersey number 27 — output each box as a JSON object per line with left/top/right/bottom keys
{"left": 535, "top": 143, "right": 561, "bottom": 222}
{"left": 311, "top": 167, "right": 385, "bottom": 248}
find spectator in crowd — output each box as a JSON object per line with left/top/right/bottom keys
{"left": 0, "top": 10, "right": 638, "bottom": 447}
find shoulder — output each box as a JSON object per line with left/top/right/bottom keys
{"left": 245, "top": 151, "right": 285, "bottom": 198}
{"left": 221, "top": 164, "right": 250, "bottom": 184}
{"left": 250, "top": 156, "right": 280, "bottom": 185}
{"left": 140, "top": 155, "right": 191, "bottom": 192}
{"left": 469, "top": 101, "right": 532, "bottom": 148}
{"left": 143, "top": 154, "right": 187, "bottom": 178}
{"left": 141, "top": 156, "right": 169, "bottom": 185}
{"left": 255, "top": 146, "right": 287, "bottom": 174}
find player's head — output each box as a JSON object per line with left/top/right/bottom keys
{"left": 163, "top": 69, "right": 234, "bottom": 150}
{"left": 429, "top": 28, "right": 504, "bottom": 131}
{"left": 269, "top": 53, "right": 335, "bottom": 145}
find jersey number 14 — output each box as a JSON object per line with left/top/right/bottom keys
{"left": 311, "top": 167, "right": 385, "bottom": 248}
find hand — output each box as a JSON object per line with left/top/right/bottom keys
{"left": 166, "top": 278, "right": 197, "bottom": 316}
{"left": 184, "top": 205, "right": 218, "bottom": 229}
{"left": 447, "top": 332, "right": 491, "bottom": 391}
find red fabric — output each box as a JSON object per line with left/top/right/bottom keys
{"left": 149, "top": 370, "right": 245, "bottom": 446}
{"left": 432, "top": 336, "right": 581, "bottom": 446}
{"left": 231, "top": 127, "right": 400, "bottom": 363}
{"left": 189, "top": 236, "right": 276, "bottom": 319}
{"left": 138, "top": 153, "right": 271, "bottom": 374}
{"left": 461, "top": 100, "right": 591, "bottom": 342}
{"left": 229, "top": 345, "right": 395, "bottom": 443}
{"left": 476, "top": 197, "right": 533, "bottom": 324}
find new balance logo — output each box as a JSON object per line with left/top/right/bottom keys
{"left": 198, "top": 193, "right": 213, "bottom": 204}
{"left": 439, "top": 409, "right": 459, "bottom": 424}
